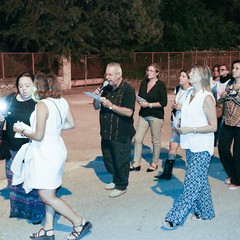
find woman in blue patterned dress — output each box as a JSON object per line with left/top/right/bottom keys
{"left": 0, "top": 72, "right": 44, "bottom": 224}
{"left": 162, "top": 64, "right": 217, "bottom": 230}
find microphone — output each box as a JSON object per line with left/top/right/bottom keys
{"left": 99, "top": 80, "right": 109, "bottom": 91}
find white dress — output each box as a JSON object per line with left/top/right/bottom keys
{"left": 12, "top": 97, "right": 69, "bottom": 192}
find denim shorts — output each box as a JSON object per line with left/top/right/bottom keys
{"left": 170, "top": 130, "right": 180, "bottom": 144}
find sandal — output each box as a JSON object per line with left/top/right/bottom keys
{"left": 162, "top": 220, "right": 179, "bottom": 230}
{"left": 67, "top": 220, "right": 92, "bottom": 240}
{"left": 30, "top": 228, "right": 55, "bottom": 240}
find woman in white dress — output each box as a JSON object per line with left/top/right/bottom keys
{"left": 13, "top": 70, "right": 92, "bottom": 240}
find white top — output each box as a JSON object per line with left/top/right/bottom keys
{"left": 11, "top": 97, "right": 69, "bottom": 193}
{"left": 216, "top": 80, "right": 231, "bottom": 100}
{"left": 180, "top": 90, "right": 215, "bottom": 155}
{"left": 174, "top": 86, "right": 193, "bottom": 119}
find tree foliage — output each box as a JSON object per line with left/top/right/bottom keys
{"left": 159, "top": 0, "right": 240, "bottom": 51}
{"left": 0, "top": 0, "right": 239, "bottom": 60}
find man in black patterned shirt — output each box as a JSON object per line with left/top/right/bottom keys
{"left": 93, "top": 62, "right": 136, "bottom": 198}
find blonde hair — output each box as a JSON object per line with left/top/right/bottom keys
{"left": 192, "top": 64, "right": 211, "bottom": 91}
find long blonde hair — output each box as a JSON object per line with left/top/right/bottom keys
{"left": 192, "top": 64, "right": 211, "bottom": 91}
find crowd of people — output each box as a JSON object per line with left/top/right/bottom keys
{"left": 0, "top": 59, "right": 239, "bottom": 237}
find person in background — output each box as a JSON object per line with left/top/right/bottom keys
{"left": 155, "top": 69, "right": 192, "bottom": 180}
{"left": 216, "top": 64, "right": 233, "bottom": 100}
{"left": 0, "top": 72, "right": 44, "bottom": 224}
{"left": 218, "top": 59, "right": 240, "bottom": 190}
{"left": 130, "top": 63, "right": 167, "bottom": 172}
{"left": 12, "top": 70, "right": 92, "bottom": 240}
{"left": 213, "top": 64, "right": 234, "bottom": 146}
{"left": 93, "top": 62, "right": 136, "bottom": 198}
{"left": 210, "top": 64, "right": 220, "bottom": 93}
{"left": 162, "top": 64, "right": 217, "bottom": 230}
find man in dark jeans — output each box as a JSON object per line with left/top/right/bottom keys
{"left": 93, "top": 62, "right": 136, "bottom": 198}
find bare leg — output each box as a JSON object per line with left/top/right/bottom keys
{"left": 32, "top": 189, "right": 91, "bottom": 239}
{"left": 168, "top": 141, "right": 179, "bottom": 158}
{"left": 39, "top": 189, "right": 83, "bottom": 227}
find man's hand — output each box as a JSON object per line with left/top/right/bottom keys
{"left": 100, "top": 97, "right": 112, "bottom": 109}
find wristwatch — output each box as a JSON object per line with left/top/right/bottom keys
{"left": 109, "top": 104, "right": 113, "bottom": 110}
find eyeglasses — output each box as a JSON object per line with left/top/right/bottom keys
{"left": 219, "top": 68, "right": 226, "bottom": 71}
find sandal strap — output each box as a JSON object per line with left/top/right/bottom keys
{"left": 31, "top": 228, "right": 54, "bottom": 238}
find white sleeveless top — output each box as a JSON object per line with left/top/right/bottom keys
{"left": 180, "top": 90, "right": 215, "bottom": 155}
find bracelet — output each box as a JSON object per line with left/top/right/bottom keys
{"left": 193, "top": 127, "right": 197, "bottom": 134}
{"left": 149, "top": 103, "right": 152, "bottom": 109}
{"left": 21, "top": 129, "right": 25, "bottom": 136}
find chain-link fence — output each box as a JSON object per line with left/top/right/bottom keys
{"left": 1, "top": 51, "right": 239, "bottom": 89}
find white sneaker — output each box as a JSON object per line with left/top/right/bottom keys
{"left": 225, "top": 177, "right": 231, "bottom": 184}
{"left": 109, "top": 189, "right": 126, "bottom": 198}
{"left": 104, "top": 182, "right": 115, "bottom": 190}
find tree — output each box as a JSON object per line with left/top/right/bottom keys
{"left": 1, "top": 0, "right": 95, "bottom": 59}
{"left": 0, "top": 0, "right": 164, "bottom": 62}
{"left": 158, "top": 0, "right": 240, "bottom": 51}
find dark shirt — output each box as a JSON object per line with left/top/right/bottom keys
{"left": 100, "top": 80, "right": 136, "bottom": 143}
{"left": 5, "top": 94, "right": 36, "bottom": 151}
{"left": 138, "top": 78, "right": 167, "bottom": 119}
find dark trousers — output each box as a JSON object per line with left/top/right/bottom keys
{"left": 218, "top": 123, "right": 240, "bottom": 185}
{"left": 101, "top": 139, "right": 131, "bottom": 190}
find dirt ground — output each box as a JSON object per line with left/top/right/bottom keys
{"left": 0, "top": 83, "right": 240, "bottom": 240}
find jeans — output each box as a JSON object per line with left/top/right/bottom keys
{"left": 133, "top": 116, "right": 163, "bottom": 164}
{"left": 101, "top": 138, "right": 132, "bottom": 190}
{"left": 218, "top": 123, "right": 240, "bottom": 185}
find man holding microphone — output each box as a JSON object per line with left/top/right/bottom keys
{"left": 93, "top": 62, "right": 136, "bottom": 198}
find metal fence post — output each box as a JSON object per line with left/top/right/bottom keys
{"left": 167, "top": 52, "right": 170, "bottom": 87}
{"left": 32, "top": 53, "right": 35, "bottom": 74}
{"left": 1, "top": 53, "right": 4, "bottom": 80}
{"left": 84, "top": 55, "right": 87, "bottom": 86}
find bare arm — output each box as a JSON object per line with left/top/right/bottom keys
{"left": 62, "top": 108, "right": 75, "bottom": 130}
{"left": 100, "top": 97, "right": 133, "bottom": 117}
{"left": 178, "top": 95, "right": 217, "bottom": 134}
{"left": 138, "top": 101, "right": 161, "bottom": 109}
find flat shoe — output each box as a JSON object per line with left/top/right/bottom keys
{"left": 161, "top": 221, "right": 179, "bottom": 230}
{"left": 109, "top": 189, "right": 127, "bottom": 198}
{"left": 228, "top": 183, "right": 239, "bottom": 190}
{"left": 191, "top": 213, "right": 200, "bottom": 220}
{"left": 104, "top": 182, "right": 115, "bottom": 190}
{"left": 225, "top": 177, "right": 231, "bottom": 184}
{"left": 146, "top": 165, "right": 158, "bottom": 172}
